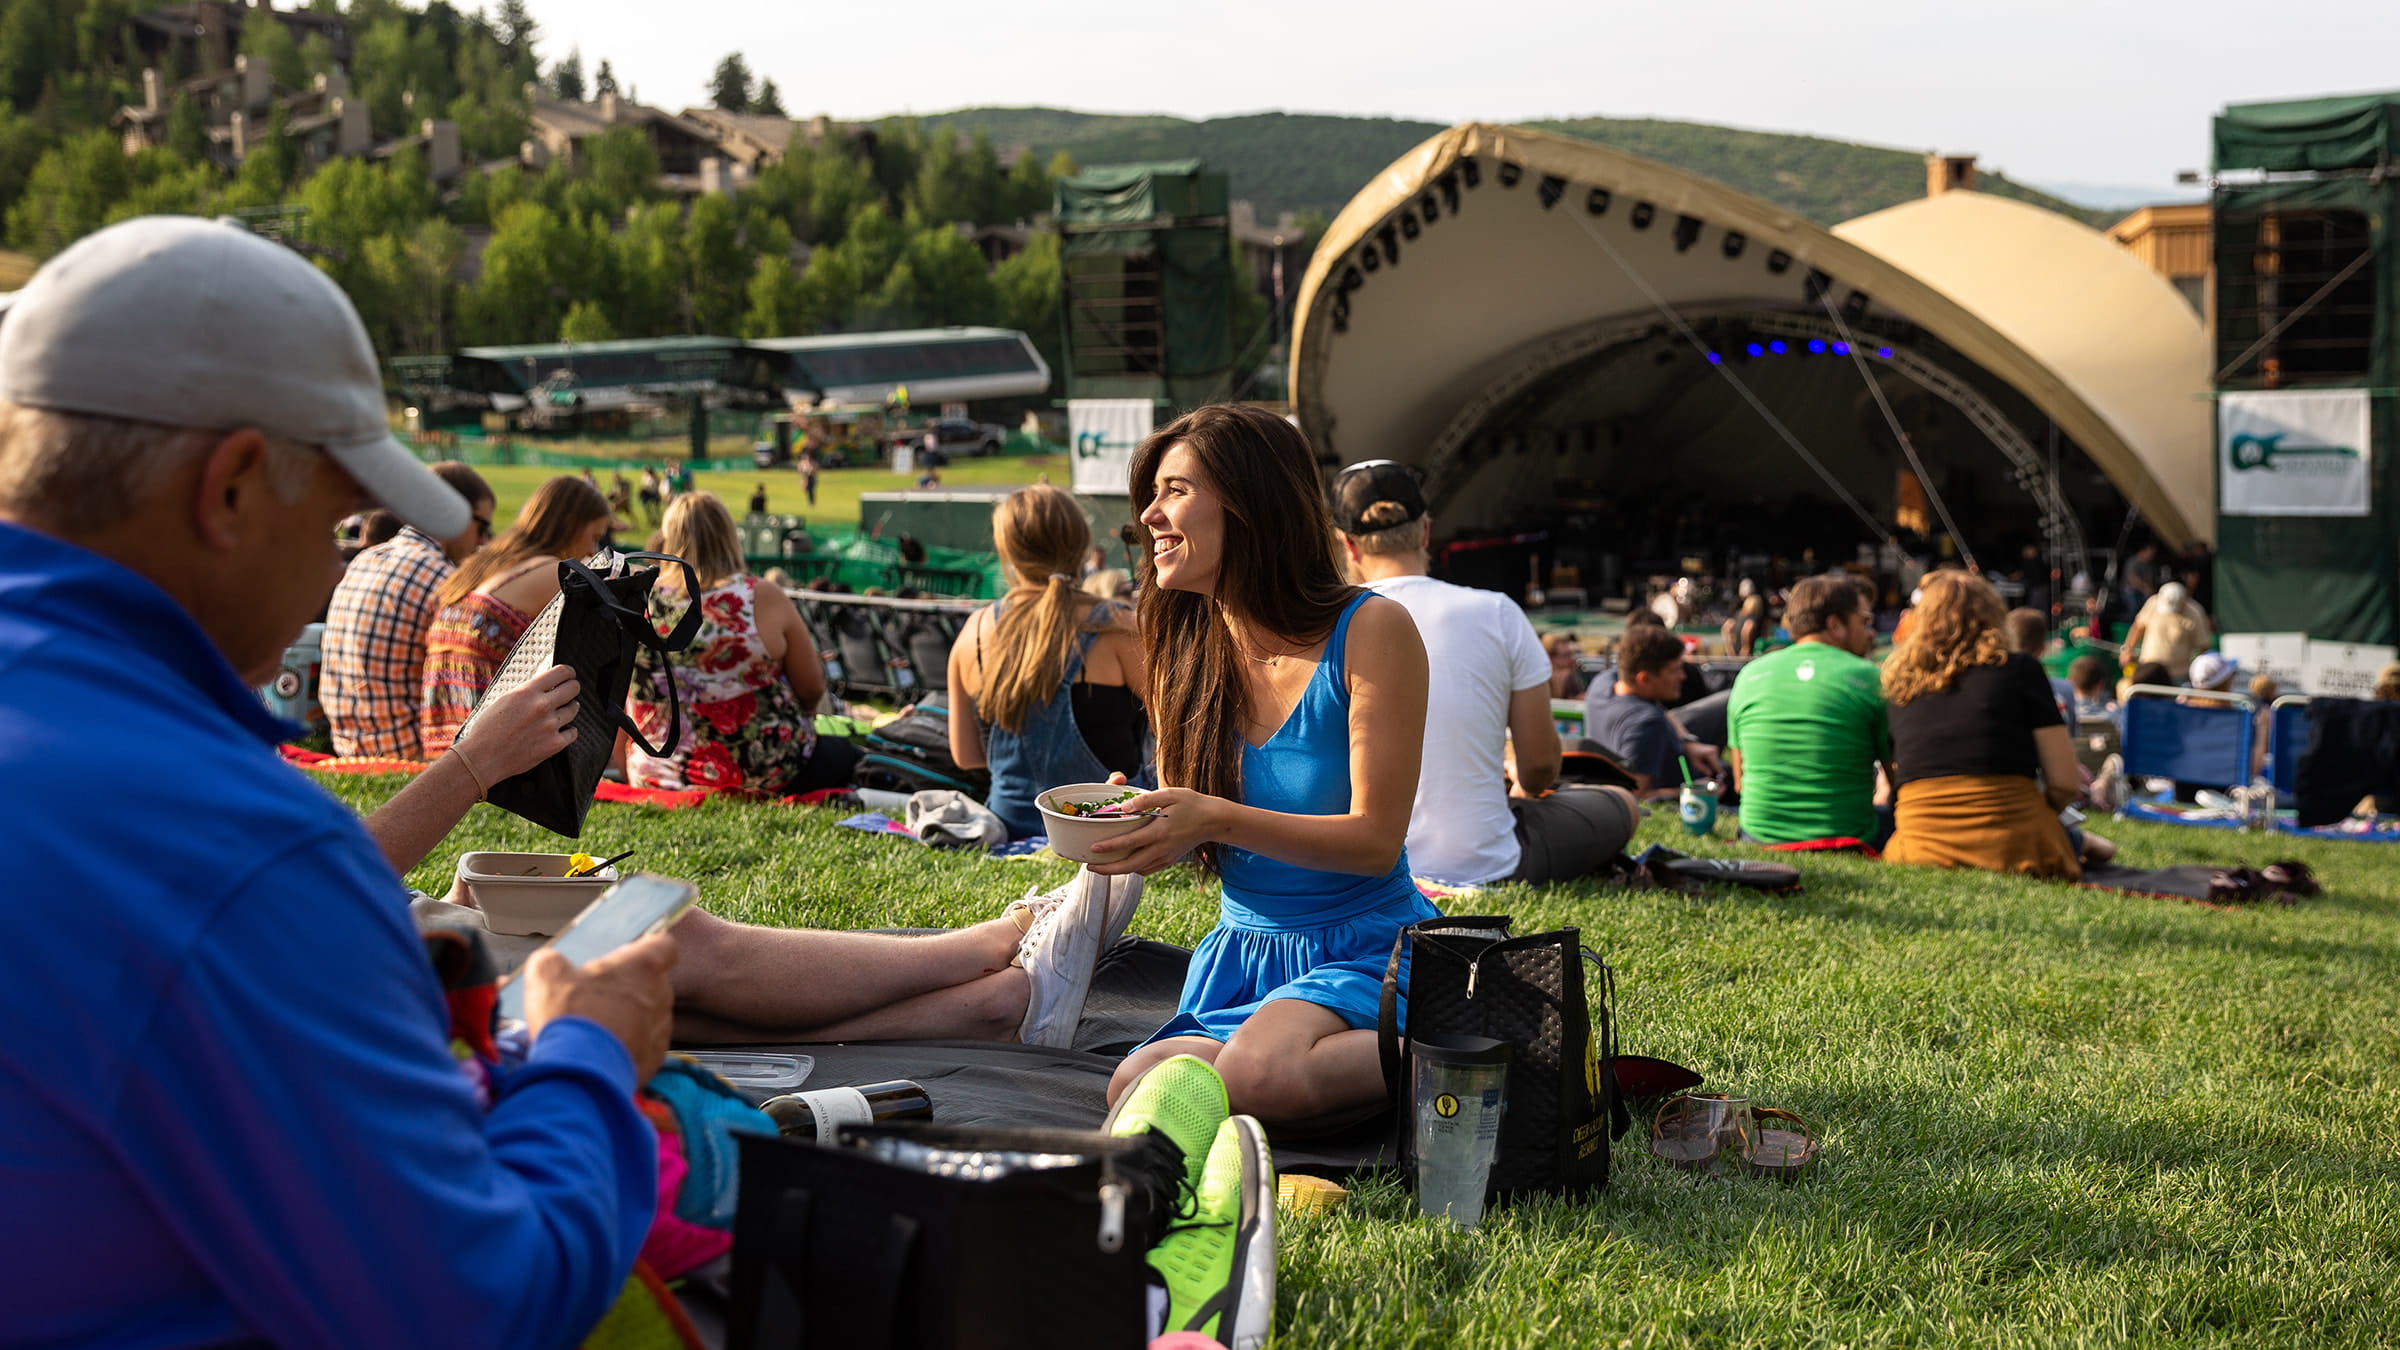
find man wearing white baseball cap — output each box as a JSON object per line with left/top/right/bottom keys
{"left": 0, "top": 216, "right": 672, "bottom": 1346}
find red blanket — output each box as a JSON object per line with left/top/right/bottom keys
{"left": 280, "top": 746, "right": 847, "bottom": 814}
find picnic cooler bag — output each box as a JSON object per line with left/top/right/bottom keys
{"left": 850, "top": 700, "right": 991, "bottom": 799}
{"left": 1378, "top": 916, "right": 1629, "bottom": 1200}
{"left": 726, "top": 1123, "right": 1158, "bottom": 1349}
{"left": 458, "top": 550, "right": 704, "bottom": 837}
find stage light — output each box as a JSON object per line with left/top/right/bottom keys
{"left": 1832, "top": 341, "right": 1850, "bottom": 355}
{"left": 1360, "top": 247, "right": 1380, "bottom": 273}
{"left": 1745, "top": 343, "right": 1765, "bottom": 358}
{"left": 1721, "top": 231, "right": 1747, "bottom": 259}
{"left": 1672, "top": 214, "right": 1703, "bottom": 253}
{"left": 1497, "top": 160, "right": 1523, "bottom": 188}
{"left": 1586, "top": 188, "right": 1611, "bottom": 216}
{"left": 1804, "top": 269, "right": 1832, "bottom": 302}
{"left": 1769, "top": 340, "right": 1788, "bottom": 355}
{"left": 1807, "top": 340, "right": 1826, "bottom": 354}
{"left": 1876, "top": 346, "right": 1894, "bottom": 359}
{"left": 1766, "top": 249, "right": 1792, "bottom": 274}
{"left": 1538, "top": 175, "right": 1566, "bottom": 209}
{"left": 1461, "top": 160, "right": 1482, "bottom": 189}
{"left": 1419, "top": 191, "right": 1441, "bottom": 222}
{"left": 1630, "top": 201, "right": 1655, "bottom": 230}
{"left": 1706, "top": 351, "right": 1723, "bottom": 364}
{"left": 1400, "top": 210, "right": 1421, "bottom": 240}
{"left": 1841, "top": 289, "right": 1871, "bottom": 321}
{"left": 1377, "top": 224, "right": 1400, "bottom": 265}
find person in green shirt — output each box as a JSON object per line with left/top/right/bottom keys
{"left": 1727, "top": 572, "right": 1894, "bottom": 847}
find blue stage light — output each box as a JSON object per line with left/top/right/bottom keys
{"left": 1807, "top": 340, "right": 1826, "bottom": 354}
{"left": 1745, "top": 343, "right": 1764, "bottom": 358}
{"left": 1876, "top": 346, "right": 1894, "bottom": 359}
{"left": 1706, "top": 351, "right": 1723, "bottom": 364}
{"left": 1769, "top": 340, "right": 1788, "bottom": 355}
{"left": 1832, "top": 341, "right": 1850, "bottom": 355}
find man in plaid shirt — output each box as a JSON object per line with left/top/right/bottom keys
{"left": 322, "top": 461, "right": 493, "bottom": 758}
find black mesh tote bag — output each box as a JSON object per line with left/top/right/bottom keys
{"left": 726, "top": 1124, "right": 1159, "bottom": 1349}
{"left": 457, "top": 550, "right": 704, "bottom": 837}
{"left": 1378, "top": 915, "right": 1629, "bottom": 1200}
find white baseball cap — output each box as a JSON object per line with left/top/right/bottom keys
{"left": 2189, "top": 650, "right": 2240, "bottom": 690}
{"left": 0, "top": 215, "right": 466, "bottom": 539}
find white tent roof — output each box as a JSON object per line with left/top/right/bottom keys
{"left": 1288, "top": 123, "right": 2212, "bottom": 545}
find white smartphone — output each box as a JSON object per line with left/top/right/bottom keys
{"left": 496, "top": 873, "right": 700, "bottom": 1023}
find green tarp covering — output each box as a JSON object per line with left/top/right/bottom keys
{"left": 1055, "top": 162, "right": 1236, "bottom": 407}
{"left": 1054, "top": 160, "right": 1227, "bottom": 232}
{"left": 2212, "top": 162, "right": 2400, "bottom": 644}
{"left": 2214, "top": 93, "right": 2400, "bottom": 174}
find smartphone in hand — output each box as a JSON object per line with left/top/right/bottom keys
{"left": 496, "top": 873, "right": 699, "bottom": 1022}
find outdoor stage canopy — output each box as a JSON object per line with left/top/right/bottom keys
{"left": 1287, "top": 123, "right": 2213, "bottom": 574}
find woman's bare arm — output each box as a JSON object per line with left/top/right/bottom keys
{"left": 2033, "top": 724, "right": 2083, "bottom": 812}
{"left": 946, "top": 606, "right": 990, "bottom": 770}
{"left": 751, "top": 579, "right": 826, "bottom": 711}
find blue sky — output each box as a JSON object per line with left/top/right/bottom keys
{"left": 528, "top": 0, "right": 2400, "bottom": 196}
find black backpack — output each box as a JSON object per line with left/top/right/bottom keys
{"left": 851, "top": 701, "right": 991, "bottom": 798}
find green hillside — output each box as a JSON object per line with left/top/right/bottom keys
{"left": 906, "top": 107, "right": 2114, "bottom": 230}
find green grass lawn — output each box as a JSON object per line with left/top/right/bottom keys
{"left": 468, "top": 451, "right": 1067, "bottom": 539}
{"left": 318, "top": 773, "right": 2400, "bottom": 1347}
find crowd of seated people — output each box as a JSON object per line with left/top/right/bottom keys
{"left": 1584, "top": 623, "right": 1723, "bottom": 799}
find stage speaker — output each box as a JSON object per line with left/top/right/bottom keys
{"left": 1721, "top": 231, "right": 1747, "bottom": 259}
{"left": 1630, "top": 201, "right": 1656, "bottom": 230}
{"left": 1587, "top": 188, "right": 1612, "bottom": 216}
{"left": 1672, "top": 214, "right": 1703, "bottom": 253}
{"left": 1498, "top": 160, "right": 1523, "bottom": 187}
{"left": 1766, "top": 249, "right": 1792, "bottom": 274}
{"left": 1539, "top": 175, "right": 1566, "bottom": 209}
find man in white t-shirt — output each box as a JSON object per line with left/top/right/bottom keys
{"left": 1333, "top": 461, "right": 1638, "bottom": 885}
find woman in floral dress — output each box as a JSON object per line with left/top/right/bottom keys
{"left": 627, "top": 492, "right": 859, "bottom": 795}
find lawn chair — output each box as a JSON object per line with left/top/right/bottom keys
{"left": 2265, "top": 695, "right": 2311, "bottom": 798}
{"left": 2118, "top": 685, "right": 2255, "bottom": 803}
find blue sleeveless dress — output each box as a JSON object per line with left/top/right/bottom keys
{"left": 1145, "top": 592, "right": 1439, "bottom": 1044}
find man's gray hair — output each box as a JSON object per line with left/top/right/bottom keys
{"left": 0, "top": 402, "right": 317, "bottom": 536}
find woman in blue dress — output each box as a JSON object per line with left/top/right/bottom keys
{"left": 1090, "top": 405, "right": 1434, "bottom": 1131}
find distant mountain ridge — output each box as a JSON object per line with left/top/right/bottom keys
{"left": 892, "top": 107, "right": 2117, "bottom": 230}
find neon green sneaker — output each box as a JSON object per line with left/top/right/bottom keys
{"left": 1103, "top": 1053, "right": 1228, "bottom": 1205}
{"left": 1151, "top": 1113, "right": 1277, "bottom": 1350}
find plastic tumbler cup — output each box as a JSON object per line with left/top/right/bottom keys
{"left": 1679, "top": 779, "right": 1720, "bottom": 836}
{"left": 1410, "top": 1035, "right": 1509, "bottom": 1228}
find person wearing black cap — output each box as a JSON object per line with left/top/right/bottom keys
{"left": 1332, "top": 460, "right": 1637, "bottom": 885}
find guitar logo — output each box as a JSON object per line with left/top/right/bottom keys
{"left": 2228, "top": 432, "right": 2361, "bottom": 473}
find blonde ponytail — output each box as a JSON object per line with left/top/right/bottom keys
{"left": 975, "top": 485, "right": 1101, "bottom": 734}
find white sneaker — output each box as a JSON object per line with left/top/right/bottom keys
{"left": 1010, "top": 868, "right": 1143, "bottom": 969}
{"left": 1016, "top": 867, "right": 1130, "bottom": 1048}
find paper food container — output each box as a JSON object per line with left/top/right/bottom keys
{"left": 1035, "top": 782, "right": 1151, "bottom": 863}
{"left": 455, "top": 851, "right": 620, "bottom": 937}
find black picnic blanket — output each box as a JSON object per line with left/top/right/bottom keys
{"left": 687, "top": 937, "right": 1396, "bottom": 1177}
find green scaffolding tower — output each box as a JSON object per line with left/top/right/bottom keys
{"left": 2212, "top": 93, "right": 2400, "bottom": 643}
{"left": 1054, "top": 161, "right": 1236, "bottom": 408}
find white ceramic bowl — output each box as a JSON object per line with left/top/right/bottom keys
{"left": 1035, "top": 782, "right": 1152, "bottom": 863}
{"left": 455, "top": 851, "right": 620, "bottom": 936}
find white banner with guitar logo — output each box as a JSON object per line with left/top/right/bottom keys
{"left": 2219, "top": 389, "right": 2372, "bottom": 517}
{"left": 1067, "top": 399, "right": 1153, "bottom": 497}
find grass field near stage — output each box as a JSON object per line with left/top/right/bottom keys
{"left": 469, "top": 451, "right": 1070, "bottom": 538}
{"left": 318, "top": 770, "right": 2400, "bottom": 1349}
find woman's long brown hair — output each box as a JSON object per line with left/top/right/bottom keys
{"left": 1881, "top": 569, "right": 2009, "bottom": 706}
{"left": 438, "top": 475, "right": 610, "bottom": 606}
{"left": 1131, "top": 405, "right": 1356, "bottom": 866}
{"left": 978, "top": 484, "right": 1101, "bottom": 734}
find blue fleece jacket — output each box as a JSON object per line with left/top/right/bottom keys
{"left": 0, "top": 521, "right": 655, "bottom": 1348}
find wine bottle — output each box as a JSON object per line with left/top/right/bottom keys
{"left": 761, "top": 1079, "right": 933, "bottom": 1144}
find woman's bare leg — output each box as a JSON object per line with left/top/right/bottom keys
{"left": 1106, "top": 1035, "right": 1226, "bottom": 1108}
{"left": 1213, "top": 999, "right": 1389, "bottom": 1135}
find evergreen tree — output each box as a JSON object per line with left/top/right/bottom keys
{"left": 594, "top": 58, "right": 618, "bottom": 95}
{"left": 753, "top": 77, "right": 785, "bottom": 117}
{"left": 548, "top": 47, "right": 584, "bottom": 101}
{"left": 164, "top": 92, "right": 209, "bottom": 163}
{"left": 707, "top": 53, "right": 753, "bottom": 113}
{"left": 241, "top": 10, "right": 306, "bottom": 90}
{"left": 492, "top": 0, "right": 538, "bottom": 72}
{"left": 741, "top": 253, "right": 807, "bottom": 337}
